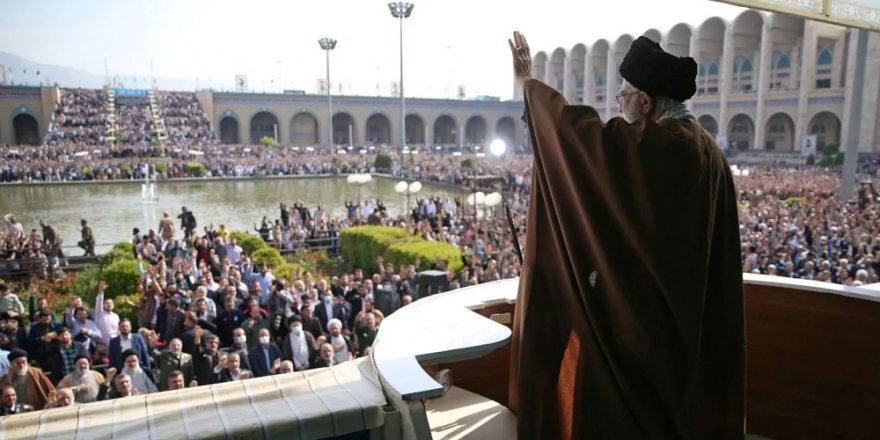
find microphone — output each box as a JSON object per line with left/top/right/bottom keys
{"left": 504, "top": 201, "right": 523, "bottom": 265}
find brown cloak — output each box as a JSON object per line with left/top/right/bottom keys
{"left": 0, "top": 368, "right": 56, "bottom": 410}
{"left": 509, "top": 79, "right": 745, "bottom": 439}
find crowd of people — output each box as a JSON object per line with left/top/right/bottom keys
{"left": 0, "top": 143, "right": 532, "bottom": 184}
{"left": 5, "top": 142, "right": 880, "bottom": 415}
{"left": 115, "top": 102, "right": 155, "bottom": 147}
{"left": 157, "top": 91, "right": 216, "bottom": 147}
{"left": 0, "top": 168, "right": 530, "bottom": 412}
{"left": 44, "top": 89, "right": 110, "bottom": 147}
{"left": 0, "top": 216, "right": 82, "bottom": 280}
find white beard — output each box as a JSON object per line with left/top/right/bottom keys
{"left": 15, "top": 365, "right": 28, "bottom": 377}
{"left": 123, "top": 366, "right": 142, "bottom": 376}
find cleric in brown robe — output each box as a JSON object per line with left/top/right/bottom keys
{"left": 507, "top": 32, "right": 745, "bottom": 439}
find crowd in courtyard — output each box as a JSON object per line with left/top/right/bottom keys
{"left": 4, "top": 145, "right": 880, "bottom": 413}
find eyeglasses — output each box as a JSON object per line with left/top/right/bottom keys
{"left": 615, "top": 90, "right": 640, "bottom": 104}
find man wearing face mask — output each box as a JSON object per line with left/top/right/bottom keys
{"left": 248, "top": 328, "right": 282, "bottom": 378}
{"left": 313, "top": 290, "right": 336, "bottom": 335}
{"left": 508, "top": 31, "right": 743, "bottom": 438}
{"left": 224, "top": 328, "right": 253, "bottom": 372}
{"left": 282, "top": 316, "right": 320, "bottom": 371}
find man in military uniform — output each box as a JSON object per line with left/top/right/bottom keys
{"left": 77, "top": 219, "right": 96, "bottom": 256}
{"left": 40, "top": 220, "right": 66, "bottom": 277}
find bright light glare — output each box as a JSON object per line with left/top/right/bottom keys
{"left": 489, "top": 139, "right": 507, "bottom": 156}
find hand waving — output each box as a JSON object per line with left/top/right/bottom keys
{"left": 508, "top": 31, "right": 532, "bottom": 87}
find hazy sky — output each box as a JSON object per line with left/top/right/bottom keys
{"left": 0, "top": 0, "right": 747, "bottom": 99}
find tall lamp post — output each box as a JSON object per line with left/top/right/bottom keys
{"left": 318, "top": 38, "right": 337, "bottom": 154}
{"left": 388, "top": 2, "right": 414, "bottom": 161}
{"left": 395, "top": 180, "right": 422, "bottom": 219}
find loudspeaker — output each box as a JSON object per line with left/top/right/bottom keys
{"left": 417, "top": 270, "right": 448, "bottom": 300}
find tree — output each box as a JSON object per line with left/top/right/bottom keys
{"left": 260, "top": 136, "right": 279, "bottom": 148}
{"left": 374, "top": 153, "right": 393, "bottom": 170}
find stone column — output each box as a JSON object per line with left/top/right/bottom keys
{"left": 754, "top": 22, "right": 773, "bottom": 151}
{"left": 563, "top": 56, "right": 574, "bottom": 102}
{"left": 718, "top": 27, "right": 735, "bottom": 145}
{"left": 583, "top": 51, "right": 593, "bottom": 106}
{"left": 795, "top": 21, "right": 817, "bottom": 153}
{"left": 688, "top": 32, "right": 701, "bottom": 112}
{"left": 841, "top": 29, "right": 872, "bottom": 201}
{"left": 606, "top": 50, "right": 617, "bottom": 120}
{"left": 425, "top": 120, "right": 433, "bottom": 148}
{"left": 545, "top": 58, "right": 556, "bottom": 90}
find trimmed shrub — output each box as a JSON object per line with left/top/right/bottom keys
{"left": 69, "top": 267, "right": 102, "bottom": 304}
{"left": 260, "top": 136, "right": 279, "bottom": 148}
{"left": 274, "top": 263, "right": 299, "bottom": 282}
{"left": 374, "top": 153, "right": 393, "bottom": 170}
{"left": 461, "top": 158, "right": 475, "bottom": 169}
{"left": 386, "top": 241, "right": 463, "bottom": 274}
{"left": 119, "top": 164, "right": 133, "bottom": 178}
{"left": 184, "top": 162, "right": 206, "bottom": 176}
{"left": 230, "top": 231, "right": 267, "bottom": 255}
{"left": 101, "top": 242, "right": 135, "bottom": 268}
{"left": 154, "top": 162, "right": 168, "bottom": 175}
{"left": 251, "top": 247, "right": 286, "bottom": 270}
{"left": 340, "top": 226, "right": 416, "bottom": 272}
{"left": 101, "top": 259, "right": 141, "bottom": 299}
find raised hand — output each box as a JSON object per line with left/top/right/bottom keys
{"left": 508, "top": 31, "right": 532, "bottom": 87}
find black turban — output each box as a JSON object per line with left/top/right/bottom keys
{"left": 121, "top": 349, "right": 138, "bottom": 361}
{"left": 7, "top": 348, "right": 27, "bottom": 362}
{"left": 619, "top": 36, "right": 698, "bottom": 102}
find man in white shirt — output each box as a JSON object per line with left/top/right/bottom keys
{"left": 70, "top": 307, "right": 102, "bottom": 352}
{"left": 94, "top": 281, "right": 120, "bottom": 347}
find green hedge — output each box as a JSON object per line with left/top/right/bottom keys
{"left": 184, "top": 162, "right": 206, "bottom": 176}
{"left": 340, "top": 226, "right": 460, "bottom": 274}
{"left": 374, "top": 153, "right": 392, "bottom": 170}
{"left": 387, "top": 241, "right": 463, "bottom": 274}
{"left": 70, "top": 246, "right": 140, "bottom": 324}
{"left": 230, "top": 231, "right": 266, "bottom": 256}
{"left": 101, "top": 242, "right": 135, "bottom": 268}
{"left": 251, "top": 247, "right": 286, "bottom": 269}
{"left": 340, "top": 226, "right": 414, "bottom": 272}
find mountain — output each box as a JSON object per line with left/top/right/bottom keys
{"left": 0, "top": 52, "right": 198, "bottom": 91}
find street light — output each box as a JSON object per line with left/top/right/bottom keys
{"left": 318, "top": 37, "right": 337, "bottom": 154}
{"left": 489, "top": 139, "right": 508, "bottom": 157}
{"left": 388, "top": 2, "right": 414, "bottom": 162}
{"left": 395, "top": 180, "right": 422, "bottom": 217}
{"left": 347, "top": 173, "right": 372, "bottom": 218}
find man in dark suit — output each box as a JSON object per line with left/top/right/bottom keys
{"left": 181, "top": 313, "right": 216, "bottom": 355}
{"left": 191, "top": 326, "right": 221, "bottom": 386}
{"left": 0, "top": 386, "right": 33, "bottom": 415}
{"left": 247, "top": 328, "right": 282, "bottom": 378}
{"left": 216, "top": 296, "right": 246, "bottom": 347}
{"left": 216, "top": 352, "right": 251, "bottom": 383}
{"left": 162, "top": 299, "right": 186, "bottom": 343}
{"left": 313, "top": 293, "right": 335, "bottom": 334}
{"left": 299, "top": 301, "right": 324, "bottom": 339}
{"left": 108, "top": 319, "right": 152, "bottom": 372}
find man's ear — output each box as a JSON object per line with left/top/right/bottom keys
{"left": 640, "top": 93, "right": 653, "bottom": 115}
